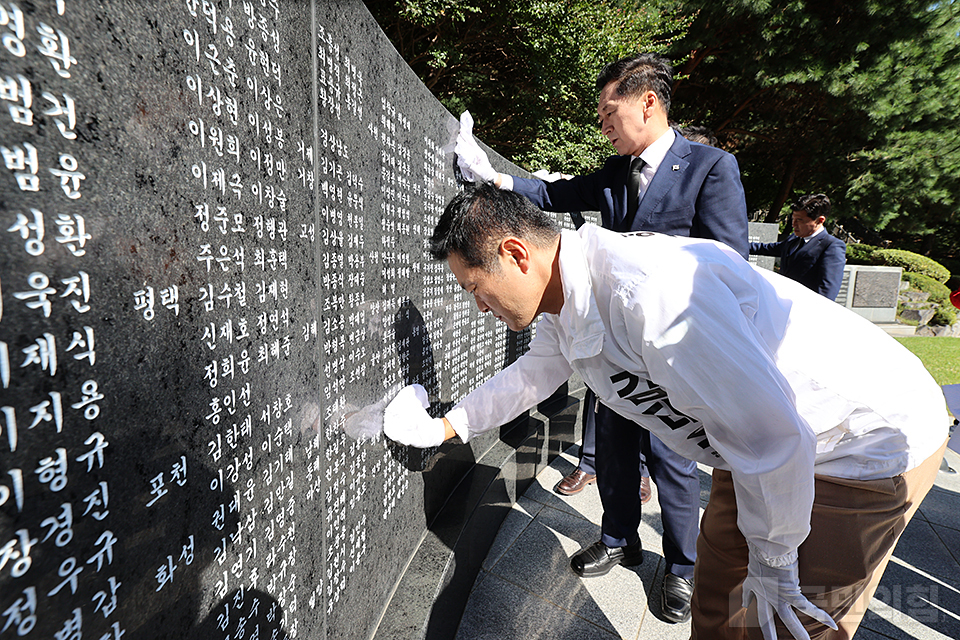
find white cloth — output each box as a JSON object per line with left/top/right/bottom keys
{"left": 445, "top": 225, "right": 949, "bottom": 565}
{"left": 383, "top": 384, "right": 448, "bottom": 448}
{"left": 455, "top": 111, "right": 498, "bottom": 183}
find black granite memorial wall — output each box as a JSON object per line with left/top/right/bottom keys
{"left": 0, "top": 2, "right": 581, "bottom": 638}
{"left": 747, "top": 222, "right": 778, "bottom": 272}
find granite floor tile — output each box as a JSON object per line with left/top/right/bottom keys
{"left": 487, "top": 503, "right": 654, "bottom": 638}
{"left": 481, "top": 494, "right": 544, "bottom": 572}
{"left": 525, "top": 448, "right": 607, "bottom": 524}
{"left": 916, "top": 483, "right": 960, "bottom": 533}
{"left": 487, "top": 504, "right": 598, "bottom": 581}
{"left": 933, "top": 447, "right": 960, "bottom": 484}
{"left": 860, "top": 555, "right": 960, "bottom": 640}
{"left": 885, "top": 516, "right": 958, "bottom": 584}
{"left": 470, "top": 567, "right": 488, "bottom": 594}
{"left": 454, "top": 572, "right": 622, "bottom": 640}
{"left": 858, "top": 609, "right": 917, "bottom": 640}
{"left": 859, "top": 606, "right": 957, "bottom": 640}
{"left": 851, "top": 625, "right": 901, "bottom": 639}
{"left": 929, "top": 522, "right": 960, "bottom": 566}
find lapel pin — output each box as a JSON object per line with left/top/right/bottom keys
{"left": 672, "top": 164, "right": 680, "bottom": 171}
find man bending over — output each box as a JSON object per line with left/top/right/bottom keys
{"left": 385, "top": 183, "right": 948, "bottom": 640}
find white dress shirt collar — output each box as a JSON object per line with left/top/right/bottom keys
{"left": 631, "top": 129, "right": 676, "bottom": 198}
{"left": 803, "top": 226, "right": 825, "bottom": 243}
{"left": 636, "top": 128, "right": 676, "bottom": 173}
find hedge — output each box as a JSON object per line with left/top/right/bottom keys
{"left": 902, "top": 272, "right": 951, "bottom": 304}
{"left": 846, "top": 243, "right": 880, "bottom": 265}
{"left": 932, "top": 305, "right": 957, "bottom": 327}
{"left": 846, "top": 244, "right": 951, "bottom": 283}
{"left": 871, "top": 249, "right": 950, "bottom": 283}
{"left": 901, "top": 267, "right": 956, "bottom": 326}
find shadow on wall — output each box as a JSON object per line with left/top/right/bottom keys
{"left": 370, "top": 299, "right": 535, "bottom": 639}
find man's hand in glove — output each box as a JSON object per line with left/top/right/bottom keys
{"left": 742, "top": 547, "right": 838, "bottom": 640}
{"left": 383, "top": 384, "right": 451, "bottom": 448}
{"left": 455, "top": 111, "right": 498, "bottom": 183}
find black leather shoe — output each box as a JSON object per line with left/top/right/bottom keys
{"left": 661, "top": 573, "right": 694, "bottom": 623}
{"left": 570, "top": 540, "right": 643, "bottom": 577}
{"left": 553, "top": 467, "right": 596, "bottom": 496}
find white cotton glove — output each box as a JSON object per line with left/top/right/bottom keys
{"left": 383, "top": 384, "right": 447, "bottom": 448}
{"left": 455, "top": 111, "right": 498, "bottom": 183}
{"left": 742, "top": 548, "right": 838, "bottom": 640}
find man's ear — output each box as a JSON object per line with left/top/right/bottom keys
{"left": 499, "top": 237, "right": 531, "bottom": 272}
{"left": 815, "top": 216, "right": 826, "bottom": 227}
{"left": 642, "top": 90, "right": 658, "bottom": 115}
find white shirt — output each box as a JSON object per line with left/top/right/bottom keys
{"left": 632, "top": 128, "right": 676, "bottom": 202}
{"left": 802, "top": 225, "right": 825, "bottom": 243}
{"left": 445, "top": 225, "right": 948, "bottom": 565}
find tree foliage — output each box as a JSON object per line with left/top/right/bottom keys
{"left": 364, "top": 0, "right": 689, "bottom": 174}
{"left": 366, "top": 0, "right": 960, "bottom": 268}
{"left": 667, "top": 0, "right": 960, "bottom": 265}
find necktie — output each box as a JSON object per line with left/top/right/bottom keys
{"left": 789, "top": 236, "right": 804, "bottom": 256}
{"left": 626, "top": 156, "right": 645, "bottom": 223}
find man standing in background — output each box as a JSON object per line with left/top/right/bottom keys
{"left": 751, "top": 193, "right": 846, "bottom": 301}
{"left": 454, "top": 53, "right": 748, "bottom": 622}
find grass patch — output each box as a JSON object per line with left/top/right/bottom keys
{"left": 895, "top": 337, "right": 960, "bottom": 386}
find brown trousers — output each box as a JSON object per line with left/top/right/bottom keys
{"left": 691, "top": 439, "right": 947, "bottom": 640}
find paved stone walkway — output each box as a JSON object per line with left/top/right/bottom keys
{"left": 456, "top": 444, "right": 960, "bottom": 640}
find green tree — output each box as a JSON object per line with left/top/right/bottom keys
{"left": 667, "top": 0, "right": 960, "bottom": 265}
{"left": 366, "top": 1, "right": 960, "bottom": 269}
{"left": 842, "top": 6, "right": 960, "bottom": 257}
{"left": 365, "top": 0, "right": 689, "bottom": 174}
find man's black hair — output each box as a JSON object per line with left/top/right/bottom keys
{"left": 595, "top": 53, "right": 673, "bottom": 115}
{"left": 430, "top": 182, "right": 560, "bottom": 269}
{"left": 678, "top": 125, "right": 718, "bottom": 147}
{"left": 793, "top": 193, "right": 831, "bottom": 221}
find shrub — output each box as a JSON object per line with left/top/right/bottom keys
{"left": 872, "top": 249, "right": 950, "bottom": 283}
{"left": 932, "top": 305, "right": 957, "bottom": 327}
{"left": 845, "top": 243, "right": 880, "bottom": 265}
{"left": 902, "top": 272, "right": 951, "bottom": 304}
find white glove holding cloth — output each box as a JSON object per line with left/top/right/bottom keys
{"left": 742, "top": 546, "right": 838, "bottom": 640}
{"left": 455, "top": 111, "right": 498, "bottom": 183}
{"left": 383, "top": 384, "right": 447, "bottom": 448}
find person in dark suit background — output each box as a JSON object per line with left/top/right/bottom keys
{"left": 751, "top": 193, "right": 847, "bottom": 301}
{"left": 454, "top": 53, "right": 748, "bottom": 623}
{"left": 677, "top": 124, "right": 718, "bottom": 147}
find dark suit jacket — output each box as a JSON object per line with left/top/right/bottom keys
{"left": 750, "top": 231, "right": 847, "bottom": 300}
{"left": 511, "top": 133, "right": 749, "bottom": 258}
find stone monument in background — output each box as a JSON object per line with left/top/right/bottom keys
{"left": 0, "top": 2, "right": 580, "bottom": 638}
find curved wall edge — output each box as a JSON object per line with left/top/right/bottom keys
{"left": 372, "top": 383, "right": 585, "bottom": 640}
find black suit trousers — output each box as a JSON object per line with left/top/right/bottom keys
{"left": 587, "top": 393, "right": 700, "bottom": 580}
